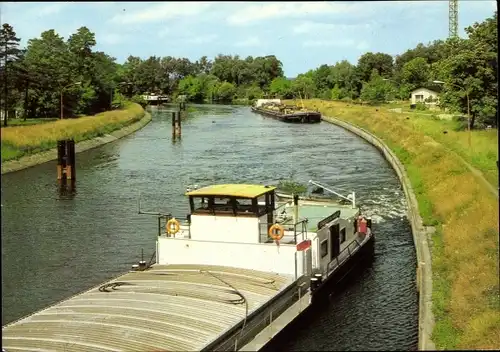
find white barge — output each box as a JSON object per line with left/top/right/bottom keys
{"left": 2, "top": 182, "right": 374, "bottom": 351}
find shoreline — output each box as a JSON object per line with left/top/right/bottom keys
{"left": 1, "top": 111, "right": 152, "bottom": 175}
{"left": 320, "top": 115, "right": 435, "bottom": 350}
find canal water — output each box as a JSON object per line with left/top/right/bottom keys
{"left": 1, "top": 104, "right": 418, "bottom": 350}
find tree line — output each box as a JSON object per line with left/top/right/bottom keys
{"left": 289, "top": 11, "right": 497, "bottom": 128}
{"left": 0, "top": 11, "right": 496, "bottom": 128}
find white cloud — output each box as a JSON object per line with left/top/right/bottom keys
{"left": 157, "top": 27, "right": 218, "bottom": 44}
{"left": 187, "top": 34, "right": 218, "bottom": 44}
{"left": 293, "top": 21, "right": 372, "bottom": 34}
{"left": 356, "top": 40, "right": 370, "bottom": 51}
{"left": 32, "top": 3, "right": 68, "bottom": 17}
{"left": 227, "top": 2, "right": 368, "bottom": 26}
{"left": 157, "top": 28, "right": 218, "bottom": 46}
{"left": 302, "top": 39, "right": 359, "bottom": 47}
{"left": 110, "top": 2, "right": 214, "bottom": 24}
{"left": 235, "top": 36, "right": 261, "bottom": 47}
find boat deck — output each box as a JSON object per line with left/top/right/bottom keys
{"left": 278, "top": 201, "right": 359, "bottom": 231}
{"left": 2, "top": 264, "right": 295, "bottom": 352}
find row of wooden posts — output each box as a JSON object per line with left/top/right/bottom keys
{"left": 56, "top": 102, "right": 188, "bottom": 181}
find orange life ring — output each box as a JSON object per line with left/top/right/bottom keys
{"left": 269, "top": 224, "right": 285, "bottom": 240}
{"left": 166, "top": 218, "right": 180, "bottom": 235}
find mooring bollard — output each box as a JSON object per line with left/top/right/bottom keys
{"left": 56, "top": 139, "right": 76, "bottom": 180}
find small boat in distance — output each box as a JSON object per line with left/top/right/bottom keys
{"left": 251, "top": 99, "right": 322, "bottom": 123}
{"left": 2, "top": 181, "right": 374, "bottom": 351}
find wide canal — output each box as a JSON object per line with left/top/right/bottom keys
{"left": 1, "top": 104, "right": 418, "bottom": 350}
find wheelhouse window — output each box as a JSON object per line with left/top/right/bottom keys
{"left": 189, "top": 191, "right": 275, "bottom": 217}
{"left": 320, "top": 239, "right": 328, "bottom": 257}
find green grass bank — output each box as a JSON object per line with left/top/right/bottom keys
{"left": 1, "top": 102, "right": 145, "bottom": 163}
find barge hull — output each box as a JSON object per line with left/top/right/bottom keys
{"left": 312, "top": 234, "right": 375, "bottom": 303}
{"left": 251, "top": 107, "right": 321, "bottom": 124}
{"left": 253, "top": 234, "right": 375, "bottom": 351}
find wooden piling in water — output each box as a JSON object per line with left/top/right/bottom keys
{"left": 172, "top": 111, "right": 182, "bottom": 139}
{"left": 177, "top": 111, "right": 182, "bottom": 137}
{"left": 57, "top": 141, "right": 65, "bottom": 180}
{"left": 172, "top": 111, "right": 176, "bottom": 139}
{"left": 66, "top": 139, "right": 76, "bottom": 180}
{"left": 56, "top": 139, "right": 76, "bottom": 180}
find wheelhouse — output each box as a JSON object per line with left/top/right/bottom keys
{"left": 187, "top": 184, "right": 276, "bottom": 218}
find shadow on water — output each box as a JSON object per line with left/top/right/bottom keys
{"left": 1, "top": 104, "right": 418, "bottom": 350}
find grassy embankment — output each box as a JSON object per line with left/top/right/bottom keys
{"left": 1, "top": 118, "right": 59, "bottom": 127}
{"left": 1, "top": 102, "right": 145, "bottom": 162}
{"left": 290, "top": 99, "right": 499, "bottom": 350}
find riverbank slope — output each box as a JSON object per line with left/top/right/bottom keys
{"left": 291, "top": 99, "right": 498, "bottom": 350}
{"left": 1, "top": 103, "right": 151, "bottom": 174}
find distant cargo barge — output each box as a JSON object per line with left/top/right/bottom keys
{"left": 251, "top": 99, "right": 321, "bottom": 124}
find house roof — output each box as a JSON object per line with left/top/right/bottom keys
{"left": 186, "top": 184, "right": 276, "bottom": 198}
{"left": 410, "top": 87, "right": 441, "bottom": 94}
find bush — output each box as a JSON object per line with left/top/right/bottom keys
{"left": 452, "top": 115, "right": 469, "bottom": 131}
{"left": 277, "top": 180, "right": 308, "bottom": 195}
{"left": 245, "top": 85, "right": 264, "bottom": 101}
{"left": 415, "top": 102, "right": 428, "bottom": 111}
{"left": 112, "top": 90, "right": 126, "bottom": 109}
{"left": 131, "top": 94, "right": 147, "bottom": 107}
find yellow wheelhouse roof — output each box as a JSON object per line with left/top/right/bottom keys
{"left": 185, "top": 184, "right": 276, "bottom": 198}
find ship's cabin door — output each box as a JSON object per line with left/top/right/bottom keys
{"left": 330, "top": 223, "right": 340, "bottom": 259}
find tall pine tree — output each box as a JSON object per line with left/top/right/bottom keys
{"left": 0, "top": 23, "right": 22, "bottom": 126}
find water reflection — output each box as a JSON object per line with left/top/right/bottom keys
{"left": 57, "top": 179, "right": 77, "bottom": 200}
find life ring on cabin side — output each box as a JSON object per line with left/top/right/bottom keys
{"left": 166, "top": 218, "right": 180, "bottom": 235}
{"left": 269, "top": 224, "right": 285, "bottom": 240}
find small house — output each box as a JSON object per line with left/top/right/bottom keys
{"left": 410, "top": 87, "right": 440, "bottom": 106}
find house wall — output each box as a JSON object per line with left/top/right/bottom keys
{"left": 411, "top": 88, "right": 439, "bottom": 105}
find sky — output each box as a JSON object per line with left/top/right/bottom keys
{"left": 1, "top": 1, "right": 497, "bottom": 77}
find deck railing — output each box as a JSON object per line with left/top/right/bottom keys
{"left": 258, "top": 219, "right": 309, "bottom": 244}
{"left": 327, "top": 234, "right": 370, "bottom": 273}
{"left": 203, "top": 275, "right": 310, "bottom": 351}
{"left": 149, "top": 208, "right": 312, "bottom": 246}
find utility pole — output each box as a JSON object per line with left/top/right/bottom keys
{"left": 449, "top": 0, "right": 459, "bottom": 38}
